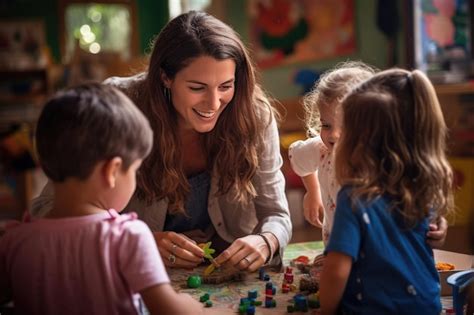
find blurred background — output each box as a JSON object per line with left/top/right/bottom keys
{"left": 0, "top": 0, "right": 472, "bottom": 252}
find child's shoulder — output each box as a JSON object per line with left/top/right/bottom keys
{"left": 105, "top": 211, "right": 151, "bottom": 236}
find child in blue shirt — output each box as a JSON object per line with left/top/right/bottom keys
{"left": 320, "top": 69, "right": 454, "bottom": 315}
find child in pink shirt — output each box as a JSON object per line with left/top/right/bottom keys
{"left": 0, "top": 83, "right": 203, "bottom": 315}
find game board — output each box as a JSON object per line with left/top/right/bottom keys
{"left": 169, "top": 241, "right": 325, "bottom": 313}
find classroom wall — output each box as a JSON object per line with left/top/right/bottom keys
{"left": 0, "top": 0, "right": 405, "bottom": 99}
{"left": 0, "top": 0, "right": 169, "bottom": 62}
{"left": 226, "top": 0, "right": 407, "bottom": 100}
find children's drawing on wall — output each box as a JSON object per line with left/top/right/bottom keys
{"left": 248, "top": 0, "right": 356, "bottom": 68}
{"left": 415, "top": 0, "right": 471, "bottom": 82}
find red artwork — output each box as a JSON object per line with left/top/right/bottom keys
{"left": 248, "top": 0, "right": 356, "bottom": 68}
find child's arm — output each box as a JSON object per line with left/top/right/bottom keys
{"left": 320, "top": 251, "right": 352, "bottom": 315}
{"left": 426, "top": 216, "right": 448, "bottom": 249}
{"left": 141, "top": 283, "right": 203, "bottom": 315}
{"left": 301, "top": 172, "right": 324, "bottom": 227}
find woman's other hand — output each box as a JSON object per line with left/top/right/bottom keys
{"left": 214, "top": 233, "right": 277, "bottom": 272}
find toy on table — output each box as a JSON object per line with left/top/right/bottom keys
{"left": 198, "top": 242, "right": 219, "bottom": 276}
{"left": 187, "top": 275, "right": 202, "bottom": 288}
{"left": 197, "top": 241, "right": 248, "bottom": 284}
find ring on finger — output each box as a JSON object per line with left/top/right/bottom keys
{"left": 171, "top": 244, "right": 178, "bottom": 255}
{"left": 168, "top": 253, "right": 176, "bottom": 264}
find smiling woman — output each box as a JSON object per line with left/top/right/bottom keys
{"left": 32, "top": 11, "right": 292, "bottom": 273}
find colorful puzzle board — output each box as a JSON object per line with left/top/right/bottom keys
{"left": 169, "top": 241, "right": 324, "bottom": 313}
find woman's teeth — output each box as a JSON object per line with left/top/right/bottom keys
{"left": 194, "top": 109, "right": 215, "bottom": 118}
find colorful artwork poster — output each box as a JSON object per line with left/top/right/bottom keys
{"left": 248, "top": 0, "right": 356, "bottom": 69}
{"left": 417, "top": 0, "right": 470, "bottom": 71}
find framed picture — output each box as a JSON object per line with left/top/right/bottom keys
{"left": 409, "top": 0, "right": 473, "bottom": 83}
{"left": 0, "top": 19, "right": 48, "bottom": 71}
{"left": 248, "top": 0, "right": 356, "bottom": 69}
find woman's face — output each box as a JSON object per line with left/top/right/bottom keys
{"left": 163, "top": 56, "right": 236, "bottom": 133}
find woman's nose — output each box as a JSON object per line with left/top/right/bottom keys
{"left": 208, "top": 90, "right": 221, "bottom": 110}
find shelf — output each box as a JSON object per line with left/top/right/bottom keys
{"left": 434, "top": 82, "right": 474, "bottom": 95}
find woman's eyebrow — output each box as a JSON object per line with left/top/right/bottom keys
{"left": 186, "top": 78, "right": 235, "bottom": 85}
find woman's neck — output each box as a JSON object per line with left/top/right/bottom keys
{"left": 178, "top": 127, "right": 208, "bottom": 176}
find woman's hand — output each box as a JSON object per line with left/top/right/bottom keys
{"left": 214, "top": 234, "right": 275, "bottom": 272}
{"left": 426, "top": 216, "right": 448, "bottom": 249}
{"left": 153, "top": 231, "right": 204, "bottom": 268}
{"left": 303, "top": 191, "right": 324, "bottom": 228}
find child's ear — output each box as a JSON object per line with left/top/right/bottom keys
{"left": 103, "top": 157, "right": 123, "bottom": 188}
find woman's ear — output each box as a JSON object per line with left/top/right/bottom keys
{"left": 161, "top": 70, "right": 171, "bottom": 89}
{"left": 102, "top": 157, "right": 123, "bottom": 188}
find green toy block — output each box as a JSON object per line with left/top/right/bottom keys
{"left": 199, "top": 293, "right": 210, "bottom": 302}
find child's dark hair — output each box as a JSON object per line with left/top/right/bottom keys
{"left": 335, "top": 69, "right": 454, "bottom": 226}
{"left": 36, "top": 83, "right": 153, "bottom": 182}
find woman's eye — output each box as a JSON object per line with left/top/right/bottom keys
{"left": 321, "top": 124, "right": 331, "bottom": 129}
{"left": 189, "top": 86, "right": 204, "bottom": 91}
{"left": 220, "top": 85, "right": 233, "bottom": 91}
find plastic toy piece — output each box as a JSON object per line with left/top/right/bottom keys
{"left": 198, "top": 242, "right": 220, "bottom": 275}
{"left": 205, "top": 300, "right": 213, "bottom": 307}
{"left": 199, "top": 242, "right": 216, "bottom": 260}
{"left": 203, "top": 263, "right": 216, "bottom": 276}
{"left": 248, "top": 289, "right": 258, "bottom": 299}
{"left": 199, "top": 293, "right": 210, "bottom": 302}
{"left": 447, "top": 270, "right": 474, "bottom": 315}
{"left": 294, "top": 255, "right": 310, "bottom": 264}
{"left": 187, "top": 275, "right": 202, "bottom": 288}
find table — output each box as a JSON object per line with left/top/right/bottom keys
{"left": 169, "top": 241, "right": 324, "bottom": 314}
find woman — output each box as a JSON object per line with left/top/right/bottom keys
{"left": 32, "top": 11, "right": 292, "bottom": 271}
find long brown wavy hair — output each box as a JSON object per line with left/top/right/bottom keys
{"left": 335, "top": 69, "right": 454, "bottom": 227}
{"left": 123, "top": 11, "right": 274, "bottom": 214}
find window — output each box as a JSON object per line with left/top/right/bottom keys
{"left": 168, "top": 0, "right": 212, "bottom": 19}
{"left": 59, "top": 0, "right": 138, "bottom": 62}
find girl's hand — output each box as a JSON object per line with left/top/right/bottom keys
{"left": 426, "top": 216, "right": 448, "bottom": 249}
{"left": 213, "top": 235, "right": 271, "bottom": 272}
{"left": 153, "top": 231, "right": 204, "bottom": 268}
{"left": 303, "top": 192, "right": 324, "bottom": 228}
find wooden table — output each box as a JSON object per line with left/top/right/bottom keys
{"left": 169, "top": 241, "right": 324, "bottom": 314}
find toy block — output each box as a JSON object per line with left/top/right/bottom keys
{"left": 248, "top": 289, "right": 258, "bottom": 299}
{"left": 199, "top": 293, "right": 209, "bottom": 302}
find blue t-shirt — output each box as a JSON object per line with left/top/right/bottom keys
{"left": 164, "top": 171, "right": 211, "bottom": 232}
{"left": 325, "top": 186, "right": 441, "bottom": 315}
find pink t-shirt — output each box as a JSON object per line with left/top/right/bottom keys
{"left": 0, "top": 210, "right": 170, "bottom": 315}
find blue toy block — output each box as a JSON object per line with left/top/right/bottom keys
{"left": 248, "top": 289, "right": 258, "bottom": 299}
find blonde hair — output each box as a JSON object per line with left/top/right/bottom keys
{"left": 335, "top": 68, "right": 454, "bottom": 227}
{"left": 303, "top": 61, "right": 376, "bottom": 137}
